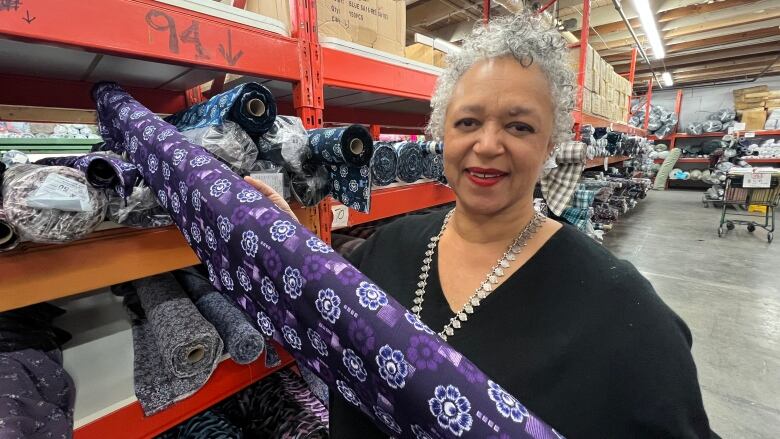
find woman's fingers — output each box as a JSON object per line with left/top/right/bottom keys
{"left": 243, "top": 176, "right": 298, "bottom": 222}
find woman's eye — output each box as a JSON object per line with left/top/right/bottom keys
{"left": 455, "top": 118, "right": 479, "bottom": 129}
{"left": 507, "top": 123, "right": 534, "bottom": 134}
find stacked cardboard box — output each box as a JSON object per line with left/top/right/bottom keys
{"left": 315, "top": 0, "right": 407, "bottom": 56}
{"left": 404, "top": 43, "right": 447, "bottom": 67}
{"left": 733, "top": 86, "right": 780, "bottom": 131}
{"left": 568, "top": 45, "right": 631, "bottom": 123}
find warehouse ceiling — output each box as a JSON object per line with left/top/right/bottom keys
{"left": 406, "top": 0, "right": 780, "bottom": 90}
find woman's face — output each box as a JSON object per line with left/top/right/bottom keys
{"left": 443, "top": 56, "right": 555, "bottom": 217}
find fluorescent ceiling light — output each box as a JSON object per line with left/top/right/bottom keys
{"left": 662, "top": 72, "right": 673, "bottom": 87}
{"left": 631, "top": 0, "right": 666, "bottom": 59}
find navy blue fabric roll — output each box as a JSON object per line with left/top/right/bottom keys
{"left": 421, "top": 151, "right": 444, "bottom": 181}
{"left": 308, "top": 126, "right": 374, "bottom": 212}
{"left": 370, "top": 142, "right": 397, "bottom": 187}
{"left": 165, "top": 83, "right": 277, "bottom": 137}
{"left": 35, "top": 153, "right": 139, "bottom": 198}
{"left": 393, "top": 141, "right": 423, "bottom": 183}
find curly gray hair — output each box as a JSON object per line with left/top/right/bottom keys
{"left": 426, "top": 13, "right": 576, "bottom": 146}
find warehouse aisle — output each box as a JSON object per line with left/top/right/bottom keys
{"left": 603, "top": 190, "right": 780, "bottom": 439}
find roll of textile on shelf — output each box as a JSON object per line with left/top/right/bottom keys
{"left": 165, "top": 82, "right": 277, "bottom": 138}
{"left": 652, "top": 147, "right": 682, "bottom": 190}
{"left": 421, "top": 150, "right": 444, "bottom": 181}
{"left": 256, "top": 115, "right": 310, "bottom": 174}
{"left": 107, "top": 182, "right": 173, "bottom": 228}
{"left": 0, "top": 209, "right": 19, "bottom": 252}
{"left": 369, "top": 142, "right": 397, "bottom": 186}
{"left": 174, "top": 267, "right": 266, "bottom": 365}
{"left": 289, "top": 163, "right": 331, "bottom": 207}
{"left": 571, "top": 187, "right": 597, "bottom": 209}
{"left": 393, "top": 141, "right": 423, "bottom": 183}
{"left": 94, "top": 82, "right": 564, "bottom": 438}
{"left": 308, "top": 126, "right": 374, "bottom": 212}
{"left": 157, "top": 409, "right": 242, "bottom": 439}
{"left": 118, "top": 273, "right": 223, "bottom": 415}
{"left": 35, "top": 152, "right": 140, "bottom": 198}
{"left": 2, "top": 164, "right": 107, "bottom": 243}
{"left": 181, "top": 121, "right": 258, "bottom": 174}
{"left": 541, "top": 141, "right": 587, "bottom": 216}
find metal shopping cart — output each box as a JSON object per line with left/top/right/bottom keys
{"left": 717, "top": 168, "right": 780, "bottom": 243}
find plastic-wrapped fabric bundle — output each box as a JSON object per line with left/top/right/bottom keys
{"left": 107, "top": 182, "right": 173, "bottom": 228}
{"left": 94, "top": 82, "right": 565, "bottom": 439}
{"left": 256, "top": 116, "right": 310, "bottom": 173}
{"left": 2, "top": 164, "right": 107, "bottom": 243}
{"left": 308, "top": 126, "right": 374, "bottom": 212}
{"left": 702, "top": 120, "right": 723, "bottom": 133}
{"left": 393, "top": 141, "right": 424, "bottom": 183}
{"left": 690, "top": 169, "right": 702, "bottom": 180}
{"left": 0, "top": 209, "right": 19, "bottom": 252}
{"left": 181, "top": 121, "right": 259, "bottom": 174}
{"left": 369, "top": 142, "right": 397, "bottom": 186}
{"left": 35, "top": 152, "right": 140, "bottom": 198}
{"left": 1, "top": 150, "right": 30, "bottom": 168}
{"left": 116, "top": 273, "right": 223, "bottom": 415}
{"left": 686, "top": 122, "right": 704, "bottom": 135}
{"left": 654, "top": 123, "right": 674, "bottom": 139}
{"left": 710, "top": 108, "right": 736, "bottom": 123}
{"left": 165, "top": 82, "right": 277, "bottom": 138}
{"left": 289, "top": 163, "right": 330, "bottom": 207}
{"left": 670, "top": 168, "right": 683, "bottom": 179}
{"left": 662, "top": 112, "right": 678, "bottom": 126}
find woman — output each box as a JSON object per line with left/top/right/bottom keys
{"left": 247, "top": 13, "right": 712, "bottom": 438}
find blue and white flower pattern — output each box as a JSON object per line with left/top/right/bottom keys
{"left": 342, "top": 348, "right": 367, "bottom": 382}
{"left": 236, "top": 188, "right": 263, "bottom": 203}
{"left": 282, "top": 326, "right": 302, "bottom": 350}
{"left": 307, "top": 328, "right": 328, "bottom": 357}
{"left": 170, "top": 193, "right": 180, "bottom": 214}
{"left": 209, "top": 179, "right": 231, "bottom": 198}
{"left": 162, "top": 162, "right": 171, "bottom": 180}
{"left": 206, "top": 261, "right": 216, "bottom": 284}
{"left": 376, "top": 344, "right": 409, "bottom": 389}
{"left": 405, "top": 311, "right": 436, "bottom": 335}
{"left": 270, "top": 220, "right": 296, "bottom": 242}
{"left": 487, "top": 380, "right": 528, "bottom": 423}
{"left": 236, "top": 266, "right": 252, "bottom": 292}
{"left": 411, "top": 425, "right": 433, "bottom": 439}
{"left": 429, "top": 385, "right": 473, "bottom": 437}
{"left": 205, "top": 226, "right": 217, "bottom": 251}
{"left": 260, "top": 276, "right": 278, "bottom": 304}
{"left": 349, "top": 180, "right": 359, "bottom": 192}
{"left": 256, "top": 312, "right": 274, "bottom": 337}
{"left": 191, "top": 189, "right": 201, "bottom": 211}
{"left": 315, "top": 288, "right": 341, "bottom": 324}
{"left": 240, "top": 230, "right": 259, "bottom": 257}
{"left": 217, "top": 215, "right": 232, "bottom": 242}
{"left": 306, "top": 237, "right": 333, "bottom": 254}
{"left": 189, "top": 155, "right": 211, "bottom": 167}
{"left": 220, "top": 269, "right": 234, "bottom": 291}
{"left": 374, "top": 406, "right": 402, "bottom": 434}
{"left": 283, "top": 267, "right": 304, "bottom": 299}
{"left": 356, "top": 281, "right": 388, "bottom": 311}
{"left": 142, "top": 125, "right": 156, "bottom": 141}
{"left": 190, "top": 223, "right": 201, "bottom": 243}
{"left": 156, "top": 190, "right": 167, "bottom": 208}
{"left": 172, "top": 149, "right": 187, "bottom": 165}
{"left": 336, "top": 380, "right": 361, "bottom": 407}
{"left": 179, "top": 181, "right": 188, "bottom": 201}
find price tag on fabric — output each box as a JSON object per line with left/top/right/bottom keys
{"left": 734, "top": 122, "right": 746, "bottom": 131}
{"left": 25, "top": 174, "right": 92, "bottom": 212}
{"left": 744, "top": 132, "right": 755, "bottom": 138}
{"left": 250, "top": 172, "right": 286, "bottom": 197}
{"left": 331, "top": 204, "right": 349, "bottom": 229}
{"left": 744, "top": 171, "right": 771, "bottom": 188}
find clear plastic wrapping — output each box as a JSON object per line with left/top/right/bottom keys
{"left": 686, "top": 122, "right": 704, "bottom": 135}
{"left": 290, "top": 163, "right": 330, "bottom": 207}
{"left": 181, "top": 121, "right": 258, "bottom": 174}
{"left": 702, "top": 120, "right": 723, "bottom": 133}
{"left": 256, "top": 115, "right": 310, "bottom": 173}
{"left": 2, "top": 164, "right": 107, "bottom": 243}
{"left": 710, "top": 108, "right": 736, "bottom": 123}
{"left": 107, "top": 182, "right": 173, "bottom": 228}
{"left": 1, "top": 150, "right": 30, "bottom": 168}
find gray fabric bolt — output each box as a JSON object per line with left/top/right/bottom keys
{"left": 174, "top": 268, "right": 266, "bottom": 365}
{"left": 125, "top": 273, "right": 223, "bottom": 415}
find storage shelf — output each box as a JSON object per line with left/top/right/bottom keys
{"left": 584, "top": 155, "right": 630, "bottom": 169}
{"left": 332, "top": 181, "right": 455, "bottom": 228}
{"left": 0, "top": 226, "right": 199, "bottom": 312}
{"left": 580, "top": 113, "right": 647, "bottom": 136}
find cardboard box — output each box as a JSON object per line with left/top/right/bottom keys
{"left": 740, "top": 109, "right": 767, "bottom": 131}
{"left": 744, "top": 92, "right": 769, "bottom": 100}
{"left": 240, "top": 0, "right": 292, "bottom": 31}
{"left": 733, "top": 85, "right": 769, "bottom": 97}
{"left": 766, "top": 98, "right": 780, "bottom": 108}
{"left": 317, "top": 0, "right": 406, "bottom": 56}
{"left": 583, "top": 90, "right": 591, "bottom": 113}
{"left": 433, "top": 49, "right": 446, "bottom": 68}
{"left": 736, "top": 101, "right": 766, "bottom": 110}
{"left": 591, "top": 94, "right": 601, "bottom": 116}
{"left": 405, "top": 43, "right": 434, "bottom": 64}
{"left": 768, "top": 90, "right": 780, "bottom": 98}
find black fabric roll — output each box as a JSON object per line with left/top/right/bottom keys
{"left": 393, "top": 141, "right": 423, "bottom": 183}
{"left": 35, "top": 152, "right": 140, "bottom": 198}
{"left": 370, "top": 142, "right": 397, "bottom": 186}
{"left": 421, "top": 151, "right": 444, "bottom": 180}
{"left": 0, "top": 208, "right": 19, "bottom": 252}
{"left": 289, "top": 163, "right": 331, "bottom": 207}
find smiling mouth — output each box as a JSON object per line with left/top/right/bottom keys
{"left": 464, "top": 168, "right": 508, "bottom": 187}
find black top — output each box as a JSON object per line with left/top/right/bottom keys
{"left": 330, "top": 210, "right": 711, "bottom": 438}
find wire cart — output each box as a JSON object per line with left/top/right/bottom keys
{"left": 718, "top": 168, "right": 780, "bottom": 243}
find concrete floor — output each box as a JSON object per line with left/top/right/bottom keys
{"left": 603, "top": 190, "right": 780, "bottom": 439}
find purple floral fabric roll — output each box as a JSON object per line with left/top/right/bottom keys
{"left": 35, "top": 153, "right": 140, "bottom": 199}
{"left": 93, "top": 82, "right": 564, "bottom": 439}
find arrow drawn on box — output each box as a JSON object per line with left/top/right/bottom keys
{"left": 218, "top": 30, "right": 243, "bottom": 66}
{"left": 22, "top": 10, "right": 35, "bottom": 24}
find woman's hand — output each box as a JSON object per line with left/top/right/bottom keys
{"left": 243, "top": 176, "right": 298, "bottom": 223}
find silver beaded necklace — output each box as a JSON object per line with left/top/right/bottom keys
{"left": 412, "top": 209, "right": 546, "bottom": 341}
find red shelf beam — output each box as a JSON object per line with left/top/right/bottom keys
{"left": 324, "top": 105, "right": 428, "bottom": 129}
{"left": 75, "top": 345, "right": 295, "bottom": 439}
{"left": 0, "top": 0, "right": 303, "bottom": 82}
{"left": 322, "top": 48, "right": 437, "bottom": 101}
{"left": 584, "top": 155, "right": 630, "bottom": 169}
{"left": 334, "top": 182, "right": 455, "bottom": 227}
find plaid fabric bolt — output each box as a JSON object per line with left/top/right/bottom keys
{"left": 541, "top": 141, "right": 587, "bottom": 216}
{"left": 561, "top": 207, "right": 589, "bottom": 225}
{"left": 571, "top": 188, "right": 597, "bottom": 209}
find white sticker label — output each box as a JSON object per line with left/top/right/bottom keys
{"left": 26, "top": 174, "right": 92, "bottom": 212}
{"left": 604, "top": 156, "right": 609, "bottom": 171}
{"left": 728, "top": 127, "right": 734, "bottom": 134}
{"left": 734, "top": 122, "right": 746, "bottom": 131}
{"left": 744, "top": 171, "right": 771, "bottom": 188}
{"left": 331, "top": 204, "right": 349, "bottom": 230}
{"left": 744, "top": 132, "right": 755, "bottom": 138}
{"left": 249, "top": 172, "right": 285, "bottom": 197}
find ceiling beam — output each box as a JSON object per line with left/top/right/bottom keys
{"left": 664, "top": 8, "right": 780, "bottom": 39}
{"left": 634, "top": 60, "right": 780, "bottom": 81}
{"left": 606, "top": 37, "right": 780, "bottom": 64}
{"left": 665, "top": 27, "right": 780, "bottom": 54}
{"left": 616, "top": 45, "right": 780, "bottom": 74}
{"left": 659, "top": 71, "right": 780, "bottom": 88}
{"left": 407, "top": 0, "right": 480, "bottom": 29}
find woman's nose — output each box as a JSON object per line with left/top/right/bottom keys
{"left": 473, "top": 125, "right": 504, "bottom": 157}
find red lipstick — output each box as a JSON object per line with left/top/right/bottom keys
{"left": 464, "top": 167, "right": 508, "bottom": 187}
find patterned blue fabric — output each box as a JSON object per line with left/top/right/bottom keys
{"left": 422, "top": 152, "right": 444, "bottom": 181}
{"left": 35, "top": 153, "right": 139, "bottom": 198}
{"left": 370, "top": 142, "right": 397, "bottom": 187}
{"left": 165, "top": 83, "right": 277, "bottom": 138}
{"left": 308, "top": 126, "right": 374, "bottom": 213}
{"left": 571, "top": 188, "right": 597, "bottom": 210}
{"left": 394, "top": 142, "right": 423, "bottom": 183}
{"left": 94, "top": 82, "right": 564, "bottom": 439}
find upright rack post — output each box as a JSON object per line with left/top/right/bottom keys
{"left": 643, "top": 79, "right": 653, "bottom": 132}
